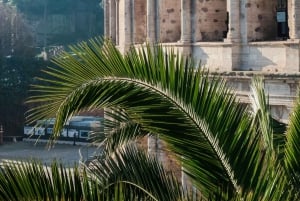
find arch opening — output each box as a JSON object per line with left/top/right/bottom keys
{"left": 247, "top": 0, "right": 289, "bottom": 41}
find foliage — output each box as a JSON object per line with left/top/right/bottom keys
{"left": 1, "top": 38, "right": 300, "bottom": 200}
{"left": 5, "top": 0, "right": 104, "bottom": 46}
{"left": 0, "top": 0, "right": 104, "bottom": 139}
{"left": 0, "top": 2, "right": 35, "bottom": 58}
{"left": 0, "top": 2, "right": 47, "bottom": 135}
{"left": 0, "top": 144, "right": 181, "bottom": 201}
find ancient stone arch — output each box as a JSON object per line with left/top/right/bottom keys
{"left": 133, "top": 0, "right": 147, "bottom": 44}
{"left": 193, "top": 0, "right": 228, "bottom": 42}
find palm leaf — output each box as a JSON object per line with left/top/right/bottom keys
{"left": 249, "top": 77, "right": 273, "bottom": 153}
{"left": 249, "top": 77, "right": 287, "bottom": 158}
{"left": 26, "top": 38, "right": 271, "bottom": 198}
{"left": 86, "top": 143, "right": 181, "bottom": 201}
{"left": 0, "top": 160, "right": 85, "bottom": 201}
{"left": 99, "top": 108, "right": 148, "bottom": 154}
{"left": 284, "top": 90, "right": 300, "bottom": 194}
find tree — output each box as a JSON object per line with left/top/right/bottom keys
{"left": 8, "top": 0, "right": 104, "bottom": 46}
{"left": 1, "top": 38, "right": 300, "bottom": 200}
{"left": 0, "top": 2, "right": 34, "bottom": 58}
{"left": 0, "top": 2, "right": 43, "bottom": 136}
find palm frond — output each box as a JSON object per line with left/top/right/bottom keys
{"left": 249, "top": 76, "right": 287, "bottom": 159}
{"left": 26, "top": 38, "right": 272, "bottom": 198}
{"left": 284, "top": 90, "right": 300, "bottom": 192}
{"left": 100, "top": 108, "right": 147, "bottom": 154}
{"left": 249, "top": 77, "right": 274, "bottom": 153}
{"left": 0, "top": 160, "right": 85, "bottom": 201}
{"left": 86, "top": 143, "right": 181, "bottom": 201}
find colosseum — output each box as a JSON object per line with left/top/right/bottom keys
{"left": 103, "top": 0, "right": 300, "bottom": 71}
{"left": 103, "top": 0, "right": 300, "bottom": 123}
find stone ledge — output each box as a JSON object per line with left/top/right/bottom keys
{"left": 249, "top": 40, "right": 300, "bottom": 46}
{"left": 236, "top": 91, "right": 297, "bottom": 105}
{"left": 209, "top": 71, "right": 300, "bottom": 79}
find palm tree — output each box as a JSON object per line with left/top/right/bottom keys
{"left": 1, "top": 38, "right": 300, "bottom": 200}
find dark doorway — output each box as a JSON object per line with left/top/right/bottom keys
{"left": 276, "top": 0, "right": 289, "bottom": 39}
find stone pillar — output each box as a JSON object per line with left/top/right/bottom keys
{"left": 288, "top": 0, "right": 300, "bottom": 39}
{"left": 109, "top": 0, "right": 116, "bottom": 43}
{"left": 115, "top": 0, "right": 119, "bottom": 45}
{"left": 180, "top": 0, "right": 192, "bottom": 43}
{"left": 285, "top": 42, "right": 300, "bottom": 72}
{"left": 147, "top": 0, "right": 156, "bottom": 43}
{"left": 118, "top": 0, "right": 133, "bottom": 53}
{"left": 104, "top": 0, "right": 110, "bottom": 38}
{"left": 225, "top": 0, "right": 241, "bottom": 42}
{"left": 179, "top": 0, "right": 192, "bottom": 57}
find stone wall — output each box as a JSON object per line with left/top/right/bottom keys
{"left": 134, "top": 0, "right": 147, "bottom": 44}
{"left": 247, "top": 0, "right": 277, "bottom": 41}
{"left": 193, "top": 0, "right": 227, "bottom": 42}
{"left": 192, "top": 43, "right": 234, "bottom": 71}
{"left": 221, "top": 72, "right": 300, "bottom": 123}
{"left": 159, "top": 0, "right": 181, "bottom": 43}
{"left": 240, "top": 41, "right": 300, "bottom": 72}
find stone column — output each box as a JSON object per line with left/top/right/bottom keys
{"left": 147, "top": 0, "right": 156, "bottom": 43}
{"left": 115, "top": 0, "right": 119, "bottom": 45}
{"left": 225, "top": 0, "right": 241, "bottom": 42}
{"left": 286, "top": 0, "right": 300, "bottom": 72}
{"left": 288, "top": 0, "right": 300, "bottom": 39}
{"left": 118, "top": 0, "right": 133, "bottom": 53}
{"left": 109, "top": 0, "right": 116, "bottom": 43}
{"left": 104, "top": 0, "right": 109, "bottom": 38}
{"left": 180, "top": 0, "right": 192, "bottom": 43}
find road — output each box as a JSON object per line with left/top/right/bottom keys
{"left": 0, "top": 141, "right": 100, "bottom": 167}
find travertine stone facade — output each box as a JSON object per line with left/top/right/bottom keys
{"left": 288, "top": 0, "right": 300, "bottom": 39}
{"left": 220, "top": 72, "right": 300, "bottom": 123}
{"left": 193, "top": 0, "right": 227, "bottom": 42}
{"left": 159, "top": 0, "right": 181, "bottom": 43}
{"left": 146, "top": 0, "right": 157, "bottom": 42}
{"left": 118, "top": 0, "right": 132, "bottom": 52}
{"left": 247, "top": 0, "right": 277, "bottom": 41}
{"left": 134, "top": 0, "right": 146, "bottom": 44}
{"left": 105, "top": 0, "right": 300, "bottom": 72}
{"left": 109, "top": 0, "right": 116, "bottom": 43}
{"left": 104, "top": 0, "right": 110, "bottom": 37}
{"left": 226, "top": 0, "right": 241, "bottom": 42}
{"left": 180, "top": 0, "right": 192, "bottom": 42}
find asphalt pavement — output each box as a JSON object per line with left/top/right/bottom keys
{"left": 0, "top": 140, "right": 100, "bottom": 167}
